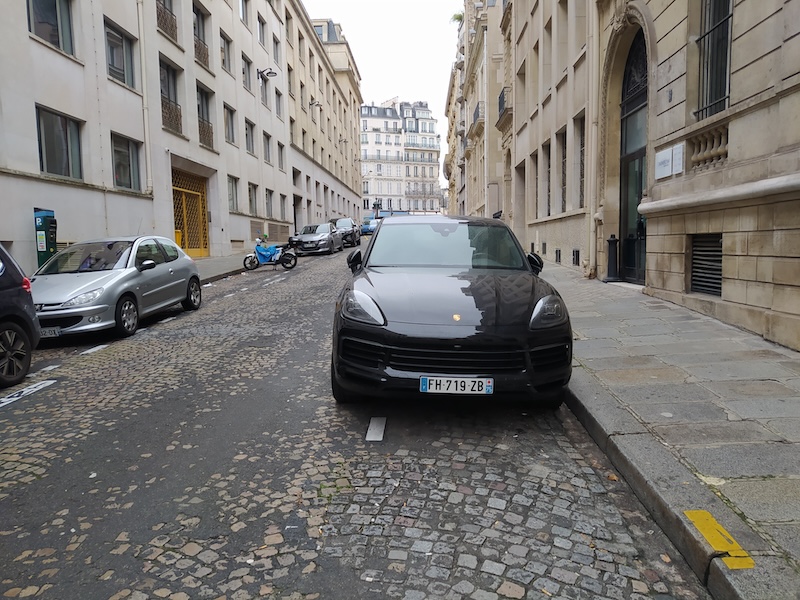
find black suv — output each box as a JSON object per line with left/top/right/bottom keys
{"left": 334, "top": 217, "right": 361, "bottom": 247}
{"left": 0, "top": 245, "right": 40, "bottom": 388}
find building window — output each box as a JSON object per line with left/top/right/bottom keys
{"left": 106, "top": 23, "right": 135, "bottom": 87}
{"left": 193, "top": 4, "right": 209, "bottom": 67}
{"left": 258, "top": 14, "right": 266, "bottom": 45}
{"left": 577, "top": 118, "right": 585, "bottom": 209}
{"left": 558, "top": 131, "right": 567, "bottom": 212}
{"left": 280, "top": 194, "right": 287, "bottom": 221}
{"left": 259, "top": 72, "right": 270, "bottom": 106}
{"left": 111, "top": 133, "right": 140, "bottom": 190}
{"left": 248, "top": 182, "right": 258, "bottom": 214}
{"left": 220, "top": 32, "right": 232, "bottom": 73}
{"left": 275, "top": 90, "right": 283, "bottom": 118}
{"left": 543, "top": 144, "right": 551, "bottom": 217}
{"left": 245, "top": 119, "right": 255, "bottom": 153}
{"left": 239, "top": 0, "right": 249, "bottom": 26}
{"left": 197, "top": 86, "right": 213, "bottom": 148}
{"left": 28, "top": 0, "right": 73, "bottom": 55}
{"left": 272, "top": 36, "right": 281, "bottom": 63}
{"left": 696, "top": 0, "right": 732, "bottom": 120}
{"left": 227, "top": 175, "right": 238, "bottom": 211}
{"left": 265, "top": 188, "right": 273, "bottom": 218}
{"left": 224, "top": 105, "right": 236, "bottom": 144}
{"left": 263, "top": 132, "right": 272, "bottom": 163}
{"left": 160, "top": 60, "right": 182, "bottom": 133}
{"left": 242, "top": 54, "right": 252, "bottom": 90}
{"left": 36, "top": 106, "right": 81, "bottom": 179}
{"left": 277, "top": 142, "right": 285, "bottom": 169}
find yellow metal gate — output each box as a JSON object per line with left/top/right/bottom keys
{"left": 172, "top": 169, "right": 209, "bottom": 258}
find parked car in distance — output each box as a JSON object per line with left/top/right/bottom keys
{"left": 31, "top": 236, "right": 201, "bottom": 338}
{"left": 334, "top": 217, "right": 361, "bottom": 247}
{"left": 293, "top": 223, "right": 344, "bottom": 255}
{"left": 365, "top": 219, "right": 380, "bottom": 235}
{"left": 331, "top": 214, "right": 572, "bottom": 408}
{"left": 0, "top": 244, "right": 41, "bottom": 388}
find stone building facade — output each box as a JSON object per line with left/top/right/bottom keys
{"left": 446, "top": 0, "right": 800, "bottom": 351}
{"left": 1, "top": 0, "right": 362, "bottom": 274}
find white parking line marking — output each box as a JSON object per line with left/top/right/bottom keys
{"left": 224, "top": 293, "right": 236, "bottom": 298}
{"left": 160, "top": 317, "right": 177, "bottom": 324}
{"left": 80, "top": 344, "right": 109, "bottom": 355}
{"left": 0, "top": 380, "right": 57, "bottom": 409}
{"left": 365, "top": 417, "right": 387, "bottom": 442}
{"left": 39, "top": 365, "right": 60, "bottom": 372}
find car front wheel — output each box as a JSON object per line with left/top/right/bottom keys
{"left": 0, "top": 322, "right": 32, "bottom": 388}
{"left": 331, "top": 362, "right": 361, "bottom": 404}
{"left": 115, "top": 296, "right": 139, "bottom": 337}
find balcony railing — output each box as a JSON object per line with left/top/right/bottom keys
{"left": 194, "top": 36, "right": 209, "bottom": 68}
{"left": 496, "top": 87, "right": 513, "bottom": 130}
{"left": 467, "top": 101, "right": 485, "bottom": 139}
{"left": 198, "top": 117, "right": 213, "bottom": 148}
{"left": 157, "top": 2, "right": 178, "bottom": 42}
{"left": 161, "top": 96, "right": 182, "bottom": 134}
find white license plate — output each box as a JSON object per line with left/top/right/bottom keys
{"left": 39, "top": 326, "right": 62, "bottom": 338}
{"left": 420, "top": 377, "right": 494, "bottom": 394}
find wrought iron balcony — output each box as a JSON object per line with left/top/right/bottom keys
{"left": 157, "top": 2, "right": 178, "bottom": 42}
{"left": 194, "top": 36, "right": 209, "bottom": 68}
{"left": 161, "top": 96, "right": 182, "bottom": 134}
{"left": 198, "top": 117, "right": 213, "bottom": 148}
{"left": 496, "top": 86, "right": 513, "bottom": 131}
{"left": 467, "top": 101, "right": 485, "bottom": 139}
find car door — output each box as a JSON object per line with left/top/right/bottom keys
{"left": 331, "top": 224, "right": 343, "bottom": 248}
{"left": 156, "top": 238, "right": 189, "bottom": 304}
{"left": 133, "top": 238, "right": 172, "bottom": 313}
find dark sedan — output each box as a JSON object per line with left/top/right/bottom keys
{"left": 334, "top": 217, "right": 361, "bottom": 247}
{"left": 331, "top": 215, "right": 572, "bottom": 408}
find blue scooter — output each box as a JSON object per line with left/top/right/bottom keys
{"left": 243, "top": 237, "right": 298, "bottom": 270}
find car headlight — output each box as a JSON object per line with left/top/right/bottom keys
{"left": 529, "top": 294, "right": 569, "bottom": 329}
{"left": 62, "top": 288, "right": 104, "bottom": 307}
{"left": 342, "top": 289, "right": 385, "bottom": 325}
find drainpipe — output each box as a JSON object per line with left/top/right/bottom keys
{"left": 587, "top": 1, "right": 600, "bottom": 278}
{"left": 482, "top": 25, "right": 489, "bottom": 218}
{"left": 137, "top": 0, "right": 154, "bottom": 194}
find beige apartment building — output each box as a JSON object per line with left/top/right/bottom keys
{"left": 447, "top": 0, "right": 800, "bottom": 351}
{"left": 1, "top": 0, "right": 361, "bottom": 275}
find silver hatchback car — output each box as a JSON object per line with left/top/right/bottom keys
{"left": 31, "top": 236, "right": 201, "bottom": 338}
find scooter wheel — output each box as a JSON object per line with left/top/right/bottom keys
{"left": 281, "top": 253, "right": 298, "bottom": 270}
{"left": 243, "top": 255, "right": 259, "bottom": 270}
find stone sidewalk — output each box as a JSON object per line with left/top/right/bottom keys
{"left": 195, "top": 252, "right": 800, "bottom": 600}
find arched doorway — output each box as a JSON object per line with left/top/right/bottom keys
{"left": 619, "top": 29, "right": 647, "bottom": 283}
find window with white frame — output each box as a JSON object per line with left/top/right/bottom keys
{"left": 275, "top": 90, "right": 283, "bottom": 118}
{"left": 245, "top": 119, "right": 255, "bottom": 153}
{"left": 272, "top": 36, "right": 281, "bottom": 63}
{"left": 37, "top": 106, "right": 81, "bottom": 179}
{"left": 258, "top": 15, "right": 266, "bottom": 45}
{"left": 263, "top": 131, "right": 272, "bottom": 162}
{"left": 242, "top": 54, "right": 252, "bottom": 90}
{"left": 220, "top": 32, "right": 232, "bottom": 72}
{"left": 28, "top": 0, "right": 74, "bottom": 55}
{"left": 277, "top": 142, "right": 285, "bottom": 169}
{"left": 111, "top": 133, "right": 140, "bottom": 190}
{"left": 280, "top": 194, "right": 287, "bottom": 220}
{"left": 224, "top": 105, "right": 236, "bottom": 143}
{"left": 227, "top": 175, "right": 238, "bottom": 211}
{"left": 106, "top": 22, "right": 135, "bottom": 87}
{"left": 239, "top": 0, "right": 249, "bottom": 26}
{"left": 248, "top": 182, "right": 258, "bottom": 214}
{"left": 265, "top": 188, "right": 273, "bottom": 218}
{"left": 259, "top": 72, "right": 270, "bottom": 106}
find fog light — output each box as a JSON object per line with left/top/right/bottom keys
{"left": 88, "top": 316, "right": 102, "bottom": 323}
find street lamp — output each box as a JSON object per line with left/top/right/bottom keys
{"left": 257, "top": 68, "right": 278, "bottom": 78}
{"left": 309, "top": 100, "right": 322, "bottom": 108}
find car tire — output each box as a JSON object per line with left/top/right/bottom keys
{"left": 0, "top": 322, "right": 32, "bottom": 388}
{"left": 114, "top": 296, "right": 139, "bottom": 337}
{"left": 182, "top": 277, "right": 202, "bottom": 311}
{"left": 331, "top": 362, "right": 361, "bottom": 404}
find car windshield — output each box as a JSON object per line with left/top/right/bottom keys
{"left": 367, "top": 221, "right": 526, "bottom": 269}
{"left": 301, "top": 224, "right": 330, "bottom": 234}
{"left": 36, "top": 241, "right": 133, "bottom": 274}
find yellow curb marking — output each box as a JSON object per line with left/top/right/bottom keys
{"left": 684, "top": 510, "right": 755, "bottom": 569}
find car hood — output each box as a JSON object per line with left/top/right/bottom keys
{"left": 30, "top": 271, "right": 127, "bottom": 304}
{"left": 295, "top": 233, "right": 328, "bottom": 242}
{"left": 353, "top": 268, "right": 557, "bottom": 327}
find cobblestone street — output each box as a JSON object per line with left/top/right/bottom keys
{"left": 0, "top": 252, "right": 710, "bottom": 599}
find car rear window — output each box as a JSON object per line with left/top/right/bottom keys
{"left": 368, "top": 222, "right": 526, "bottom": 269}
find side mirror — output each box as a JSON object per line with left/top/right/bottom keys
{"left": 139, "top": 259, "right": 156, "bottom": 272}
{"left": 527, "top": 253, "right": 544, "bottom": 275}
{"left": 347, "top": 249, "right": 362, "bottom": 273}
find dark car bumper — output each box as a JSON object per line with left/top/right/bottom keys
{"left": 341, "top": 231, "right": 359, "bottom": 246}
{"left": 332, "top": 318, "right": 572, "bottom": 402}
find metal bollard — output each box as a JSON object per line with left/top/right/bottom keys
{"left": 604, "top": 234, "right": 621, "bottom": 282}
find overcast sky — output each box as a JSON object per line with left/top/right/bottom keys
{"left": 300, "top": 0, "right": 464, "bottom": 184}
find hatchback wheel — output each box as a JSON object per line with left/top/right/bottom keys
{"left": 182, "top": 277, "right": 202, "bottom": 311}
{"left": 115, "top": 296, "right": 139, "bottom": 337}
{"left": 0, "top": 322, "right": 32, "bottom": 388}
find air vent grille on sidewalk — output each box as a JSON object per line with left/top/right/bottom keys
{"left": 691, "top": 234, "right": 722, "bottom": 296}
